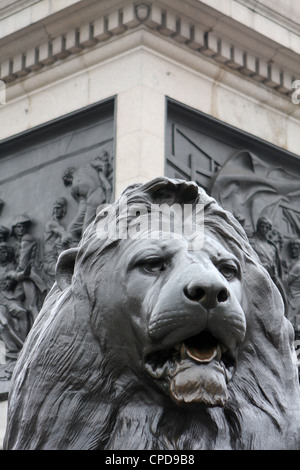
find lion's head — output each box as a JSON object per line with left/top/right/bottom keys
{"left": 4, "top": 177, "right": 300, "bottom": 450}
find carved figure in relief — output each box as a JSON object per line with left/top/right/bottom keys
{"left": 0, "top": 242, "right": 29, "bottom": 381}
{"left": 250, "top": 217, "right": 282, "bottom": 281}
{"left": 249, "top": 217, "right": 287, "bottom": 308}
{"left": 0, "top": 225, "right": 14, "bottom": 263}
{"left": 61, "top": 151, "right": 113, "bottom": 244}
{"left": 7, "top": 215, "right": 47, "bottom": 322}
{"left": 43, "top": 198, "right": 68, "bottom": 287}
{"left": 267, "top": 228, "right": 284, "bottom": 252}
{"left": 4, "top": 177, "right": 300, "bottom": 450}
{"left": 287, "top": 239, "right": 300, "bottom": 333}
{"left": 0, "top": 226, "right": 9, "bottom": 243}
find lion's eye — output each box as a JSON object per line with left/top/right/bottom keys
{"left": 141, "top": 258, "right": 166, "bottom": 274}
{"left": 219, "top": 264, "right": 238, "bottom": 281}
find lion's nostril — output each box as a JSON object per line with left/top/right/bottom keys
{"left": 217, "top": 288, "right": 228, "bottom": 303}
{"left": 184, "top": 286, "right": 206, "bottom": 302}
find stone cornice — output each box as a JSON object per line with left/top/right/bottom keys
{"left": 236, "top": 0, "right": 300, "bottom": 35}
{"left": 0, "top": 0, "right": 299, "bottom": 98}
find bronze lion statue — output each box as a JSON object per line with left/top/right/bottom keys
{"left": 4, "top": 177, "right": 300, "bottom": 450}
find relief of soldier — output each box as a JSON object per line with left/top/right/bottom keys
{"left": 43, "top": 198, "right": 68, "bottom": 288}
{"left": 0, "top": 241, "right": 29, "bottom": 380}
{"left": 61, "top": 150, "right": 113, "bottom": 246}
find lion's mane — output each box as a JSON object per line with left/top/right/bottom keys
{"left": 4, "top": 177, "right": 300, "bottom": 450}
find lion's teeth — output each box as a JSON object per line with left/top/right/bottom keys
{"left": 180, "top": 343, "right": 187, "bottom": 359}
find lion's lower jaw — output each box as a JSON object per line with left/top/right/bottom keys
{"left": 154, "top": 359, "right": 229, "bottom": 407}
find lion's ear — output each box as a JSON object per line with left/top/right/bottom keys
{"left": 55, "top": 248, "right": 79, "bottom": 291}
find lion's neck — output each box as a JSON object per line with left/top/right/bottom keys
{"left": 104, "top": 397, "right": 233, "bottom": 450}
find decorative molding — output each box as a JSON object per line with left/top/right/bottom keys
{"left": 0, "top": 0, "right": 298, "bottom": 97}
{"left": 0, "top": 0, "right": 40, "bottom": 19}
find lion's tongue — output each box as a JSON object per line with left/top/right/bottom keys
{"left": 169, "top": 359, "right": 228, "bottom": 407}
{"left": 170, "top": 332, "right": 227, "bottom": 406}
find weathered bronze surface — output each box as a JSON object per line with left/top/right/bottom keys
{"left": 4, "top": 177, "right": 300, "bottom": 449}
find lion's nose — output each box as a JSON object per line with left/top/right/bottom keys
{"left": 184, "top": 280, "right": 229, "bottom": 309}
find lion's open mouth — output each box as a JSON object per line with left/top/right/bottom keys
{"left": 144, "top": 330, "right": 236, "bottom": 407}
